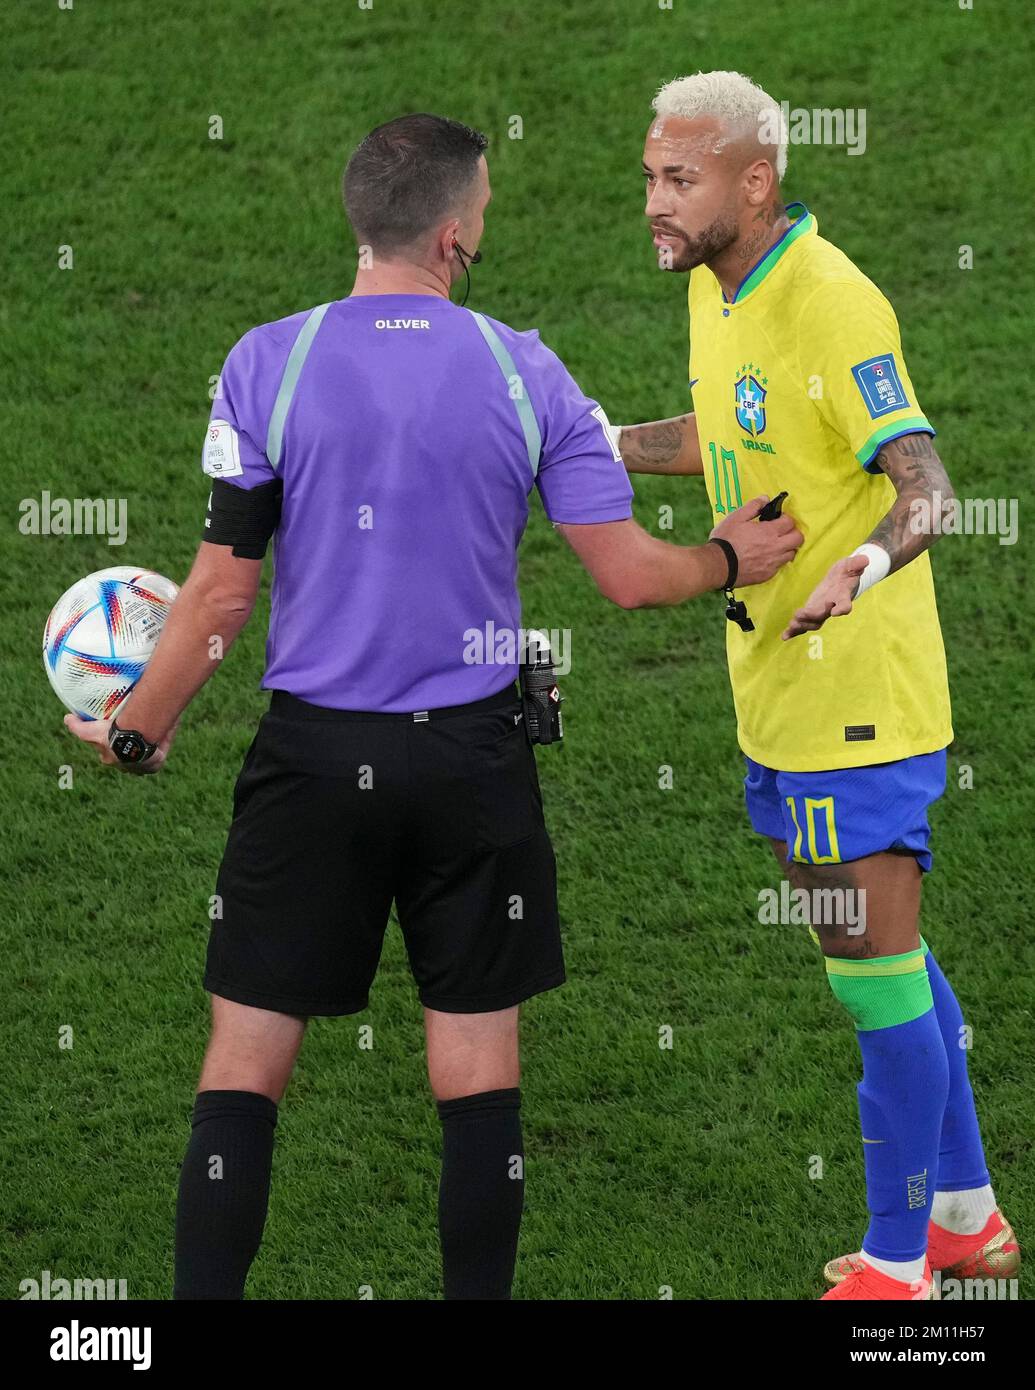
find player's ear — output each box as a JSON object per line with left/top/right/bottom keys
{"left": 743, "top": 158, "right": 774, "bottom": 206}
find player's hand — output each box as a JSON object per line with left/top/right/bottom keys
{"left": 781, "top": 554, "right": 869, "bottom": 640}
{"left": 63, "top": 714, "right": 178, "bottom": 774}
{"left": 710, "top": 496, "right": 803, "bottom": 587}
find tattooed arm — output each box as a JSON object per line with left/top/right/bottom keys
{"left": 864, "top": 431, "right": 955, "bottom": 573}
{"left": 615, "top": 412, "right": 704, "bottom": 475}
{"left": 782, "top": 432, "right": 955, "bottom": 640}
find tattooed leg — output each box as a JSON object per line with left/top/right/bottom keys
{"left": 769, "top": 839, "right": 922, "bottom": 960}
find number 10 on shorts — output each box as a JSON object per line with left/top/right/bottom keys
{"left": 785, "top": 794, "right": 842, "bottom": 864}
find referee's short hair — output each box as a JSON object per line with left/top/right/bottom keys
{"left": 343, "top": 113, "right": 489, "bottom": 257}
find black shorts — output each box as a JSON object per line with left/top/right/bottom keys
{"left": 204, "top": 686, "right": 564, "bottom": 1016}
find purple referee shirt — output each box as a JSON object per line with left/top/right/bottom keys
{"left": 202, "top": 294, "right": 633, "bottom": 712}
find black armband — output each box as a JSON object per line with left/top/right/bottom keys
{"left": 202, "top": 477, "right": 282, "bottom": 558}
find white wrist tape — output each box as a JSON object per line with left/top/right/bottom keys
{"left": 850, "top": 542, "right": 891, "bottom": 596}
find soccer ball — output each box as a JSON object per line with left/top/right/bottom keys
{"left": 43, "top": 566, "right": 179, "bottom": 720}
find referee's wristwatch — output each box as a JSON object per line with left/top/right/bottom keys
{"left": 108, "top": 720, "right": 159, "bottom": 765}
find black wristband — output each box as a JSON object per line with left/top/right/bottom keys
{"left": 707, "top": 536, "right": 738, "bottom": 590}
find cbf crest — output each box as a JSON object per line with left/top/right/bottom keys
{"left": 734, "top": 364, "right": 768, "bottom": 437}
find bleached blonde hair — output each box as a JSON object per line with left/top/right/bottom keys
{"left": 652, "top": 70, "right": 787, "bottom": 180}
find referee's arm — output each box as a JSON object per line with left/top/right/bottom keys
{"left": 108, "top": 541, "right": 261, "bottom": 744}
{"left": 557, "top": 498, "right": 802, "bottom": 609}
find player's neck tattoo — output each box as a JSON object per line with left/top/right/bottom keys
{"left": 734, "top": 200, "right": 789, "bottom": 267}
{"left": 711, "top": 200, "right": 789, "bottom": 300}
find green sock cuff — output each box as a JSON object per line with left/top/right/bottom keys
{"left": 826, "top": 948, "right": 933, "bottom": 1031}
{"left": 825, "top": 945, "right": 926, "bottom": 976}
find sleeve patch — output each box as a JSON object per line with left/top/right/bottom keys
{"left": 850, "top": 354, "right": 910, "bottom": 419}
{"left": 590, "top": 405, "right": 623, "bottom": 462}
{"left": 202, "top": 419, "right": 243, "bottom": 478}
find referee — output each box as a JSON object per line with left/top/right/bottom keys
{"left": 67, "top": 113, "right": 800, "bottom": 1300}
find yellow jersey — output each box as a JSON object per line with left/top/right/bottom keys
{"left": 688, "top": 203, "right": 952, "bottom": 771}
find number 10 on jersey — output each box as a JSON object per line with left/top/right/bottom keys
{"left": 708, "top": 442, "right": 743, "bottom": 515}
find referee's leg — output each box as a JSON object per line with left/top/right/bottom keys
{"left": 425, "top": 1005, "right": 524, "bottom": 1301}
{"left": 173, "top": 996, "right": 306, "bottom": 1300}
{"left": 405, "top": 694, "right": 564, "bottom": 1300}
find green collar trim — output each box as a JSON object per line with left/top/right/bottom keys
{"left": 727, "top": 202, "right": 814, "bottom": 303}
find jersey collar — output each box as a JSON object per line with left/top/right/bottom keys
{"left": 723, "top": 201, "right": 816, "bottom": 304}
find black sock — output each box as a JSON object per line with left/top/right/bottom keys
{"left": 173, "top": 1089, "right": 278, "bottom": 1300}
{"left": 437, "top": 1087, "right": 524, "bottom": 1300}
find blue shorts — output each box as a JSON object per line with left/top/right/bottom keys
{"left": 743, "top": 749, "right": 947, "bottom": 873}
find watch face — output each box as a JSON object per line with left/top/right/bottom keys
{"left": 111, "top": 729, "right": 152, "bottom": 763}
{"left": 112, "top": 732, "right": 138, "bottom": 761}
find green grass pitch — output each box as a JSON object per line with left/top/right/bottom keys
{"left": 3, "top": 0, "right": 1032, "bottom": 1300}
